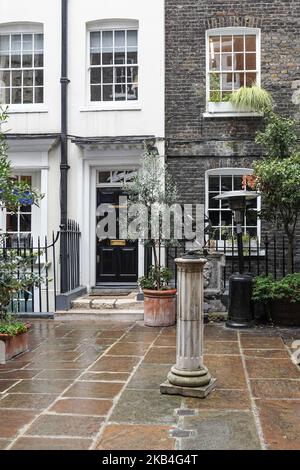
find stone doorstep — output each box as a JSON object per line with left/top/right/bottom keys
{"left": 71, "top": 296, "right": 143, "bottom": 311}
{"left": 54, "top": 311, "right": 144, "bottom": 322}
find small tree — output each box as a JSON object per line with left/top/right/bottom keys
{"left": 255, "top": 111, "right": 298, "bottom": 159}
{"left": 249, "top": 155, "right": 300, "bottom": 274}
{"left": 0, "top": 108, "right": 43, "bottom": 322}
{"left": 124, "top": 143, "right": 178, "bottom": 290}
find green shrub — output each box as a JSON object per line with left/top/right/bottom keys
{"left": 0, "top": 321, "right": 27, "bottom": 336}
{"left": 139, "top": 266, "right": 173, "bottom": 291}
{"left": 252, "top": 273, "right": 300, "bottom": 304}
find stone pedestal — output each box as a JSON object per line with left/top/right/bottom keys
{"left": 160, "top": 257, "right": 216, "bottom": 398}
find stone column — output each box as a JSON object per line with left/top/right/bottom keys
{"left": 160, "top": 257, "right": 216, "bottom": 398}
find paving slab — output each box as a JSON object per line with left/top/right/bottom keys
{"left": 63, "top": 381, "right": 123, "bottom": 399}
{"left": 96, "top": 424, "right": 175, "bottom": 450}
{"left": 25, "top": 414, "right": 104, "bottom": 438}
{"left": 49, "top": 398, "right": 113, "bottom": 416}
{"left": 110, "top": 389, "right": 181, "bottom": 425}
{"left": 127, "top": 363, "right": 171, "bottom": 390}
{"left": 180, "top": 411, "right": 261, "bottom": 450}
{"left": 251, "top": 379, "right": 300, "bottom": 399}
{"left": 0, "top": 410, "right": 37, "bottom": 438}
{"left": 256, "top": 400, "right": 300, "bottom": 450}
{"left": 10, "top": 436, "right": 92, "bottom": 450}
{"left": 0, "top": 393, "right": 58, "bottom": 410}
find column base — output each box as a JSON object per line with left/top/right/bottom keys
{"left": 160, "top": 365, "right": 217, "bottom": 398}
{"left": 160, "top": 377, "right": 217, "bottom": 398}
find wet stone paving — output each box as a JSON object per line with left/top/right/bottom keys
{"left": 0, "top": 320, "right": 299, "bottom": 450}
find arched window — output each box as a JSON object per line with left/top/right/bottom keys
{"left": 206, "top": 27, "right": 261, "bottom": 115}
{"left": 205, "top": 168, "right": 261, "bottom": 243}
{"left": 0, "top": 22, "right": 44, "bottom": 106}
{"left": 87, "top": 19, "right": 139, "bottom": 103}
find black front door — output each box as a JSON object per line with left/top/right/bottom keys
{"left": 96, "top": 188, "right": 138, "bottom": 284}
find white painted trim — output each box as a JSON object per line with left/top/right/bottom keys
{"left": 203, "top": 112, "right": 262, "bottom": 118}
{"left": 7, "top": 106, "right": 49, "bottom": 114}
{"left": 205, "top": 27, "right": 261, "bottom": 115}
{"left": 80, "top": 104, "right": 141, "bottom": 112}
{"left": 0, "top": 22, "right": 43, "bottom": 34}
{"left": 204, "top": 167, "right": 261, "bottom": 244}
{"left": 80, "top": 152, "right": 144, "bottom": 290}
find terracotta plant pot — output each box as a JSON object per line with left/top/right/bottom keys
{"left": 143, "top": 289, "right": 177, "bottom": 327}
{"left": 0, "top": 324, "right": 31, "bottom": 365}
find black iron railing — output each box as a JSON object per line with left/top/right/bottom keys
{"left": 59, "top": 219, "right": 81, "bottom": 293}
{"left": 0, "top": 232, "right": 59, "bottom": 314}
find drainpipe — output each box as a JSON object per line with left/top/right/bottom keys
{"left": 60, "top": 0, "right": 70, "bottom": 293}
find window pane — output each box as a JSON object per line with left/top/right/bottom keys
{"left": 221, "top": 73, "right": 233, "bottom": 91}
{"left": 35, "top": 70, "right": 43, "bottom": 86}
{"left": 233, "top": 53, "right": 244, "bottom": 71}
{"left": 115, "top": 30, "right": 125, "bottom": 48}
{"left": 208, "top": 193, "right": 219, "bottom": 209}
{"left": 34, "top": 34, "right": 44, "bottom": 51}
{"left": 209, "top": 53, "right": 220, "bottom": 71}
{"left": 0, "top": 35, "right": 9, "bottom": 52}
{"left": 102, "top": 51, "right": 113, "bottom": 65}
{"left": 233, "top": 36, "right": 244, "bottom": 52}
{"left": 127, "top": 66, "right": 138, "bottom": 83}
{"left": 209, "top": 36, "right": 220, "bottom": 55}
{"left": 127, "top": 50, "right": 137, "bottom": 64}
{"left": 115, "top": 50, "right": 125, "bottom": 64}
{"left": 91, "top": 68, "right": 101, "bottom": 84}
{"left": 0, "top": 88, "right": 10, "bottom": 104}
{"left": 12, "top": 70, "right": 21, "bottom": 86}
{"left": 246, "top": 53, "right": 256, "bottom": 70}
{"left": 221, "top": 212, "right": 233, "bottom": 226}
{"left": 11, "top": 54, "right": 21, "bottom": 68}
{"left": 23, "top": 34, "right": 33, "bottom": 51}
{"left": 115, "top": 84, "right": 126, "bottom": 101}
{"left": 127, "top": 30, "right": 137, "bottom": 48}
{"left": 90, "top": 31, "right": 100, "bottom": 49}
{"left": 23, "top": 70, "right": 33, "bottom": 86}
{"left": 34, "top": 53, "right": 43, "bottom": 67}
{"left": 91, "top": 85, "right": 101, "bottom": 101}
{"left": 90, "top": 53, "right": 101, "bottom": 65}
{"left": 98, "top": 172, "right": 111, "bottom": 184}
{"left": 103, "top": 84, "right": 113, "bottom": 101}
{"left": 221, "top": 53, "right": 232, "bottom": 71}
{"left": 115, "top": 67, "right": 126, "bottom": 83}
{"left": 208, "top": 211, "right": 220, "bottom": 226}
{"left": 6, "top": 214, "right": 18, "bottom": 232}
{"left": 23, "top": 87, "right": 33, "bottom": 103}
{"left": 22, "top": 54, "right": 33, "bottom": 68}
{"left": 127, "top": 83, "right": 138, "bottom": 100}
{"left": 12, "top": 87, "right": 21, "bottom": 103}
{"left": 11, "top": 34, "right": 21, "bottom": 51}
{"left": 103, "top": 67, "right": 113, "bottom": 83}
{"left": 245, "top": 72, "right": 256, "bottom": 87}
{"left": 246, "top": 210, "right": 257, "bottom": 226}
{"left": 20, "top": 214, "right": 31, "bottom": 232}
{"left": 221, "top": 176, "right": 232, "bottom": 192}
{"left": 34, "top": 87, "right": 43, "bottom": 103}
{"left": 102, "top": 31, "right": 113, "bottom": 48}
{"left": 234, "top": 175, "right": 243, "bottom": 190}
{"left": 0, "top": 71, "right": 10, "bottom": 86}
{"left": 246, "top": 35, "right": 256, "bottom": 52}
{"left": 0, "top": 55, "right": 9, "bottom": 68}
{"left": 209, "top": 72, "right": 221, "bottom": 91}
{"left": 221, "top": 36, "right": 232, "bottom": 53}
{"left": 234, "top": 72, "right": 245, "bottom": 89}
{"left": 209, "top": 176, "right": 219, "bottom": 191}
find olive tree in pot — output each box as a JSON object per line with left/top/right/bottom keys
{"left": 0, "top": 108, "right": 42, "bottom": 363}
{"left": 124, "top": 143, "right": 179, "bottom": 327}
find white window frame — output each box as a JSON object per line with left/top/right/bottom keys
{"left": 205, "top": 168, "right": 261, "bottom": 248}
{"left": 85, "top": 19, "right": 140, "bottom": 111}
{"left": 1, "top": 171, "right": 41, "bottom": 244}
{"left": 204, "top": 27, "right": 261, "bottom": 117}
{"left": 0, "top": 23, "right": 46, "bottom": 113}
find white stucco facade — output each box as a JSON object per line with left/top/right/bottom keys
{"left": 0, "top": 0, "right": 165, "bottom": 292}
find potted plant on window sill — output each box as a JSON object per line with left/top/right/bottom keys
{"left": 207, "top": 84, "right": 272, "bottom": 115}
{"left": 124, "top": 143, "right": 179, "bottom": 327}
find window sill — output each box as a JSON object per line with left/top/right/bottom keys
{"left": 203, "top": 112, "right": 263, "bottom": 118}
{"left": 80, "top": 103, "right": 141, "bottom": 112}
{"left": 7, "top": 106, "right": 49, "bottom": 114}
